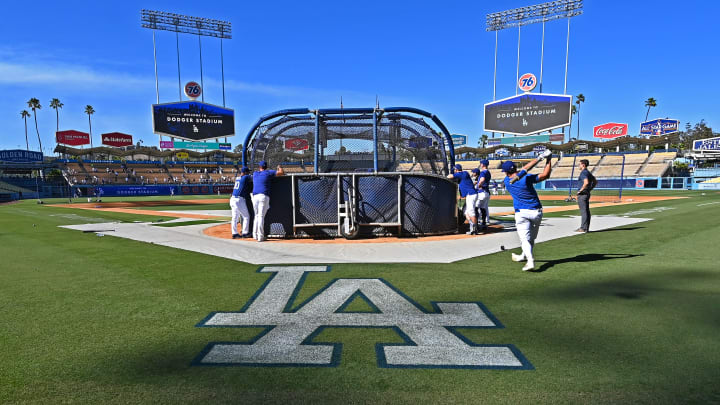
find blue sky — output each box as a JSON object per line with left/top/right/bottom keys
{"left": 2, "top": 0, "right": 719, "bottom": 154}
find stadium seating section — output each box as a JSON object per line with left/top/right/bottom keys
{"left": 62, "top": 161, "right": 241, "bottom": 185}
{"left": 58, "top": 151, "right": 678, "bottom": 187}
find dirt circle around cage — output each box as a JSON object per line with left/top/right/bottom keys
{"left": 203, "top": 222, "right": 504, "bottom": 244}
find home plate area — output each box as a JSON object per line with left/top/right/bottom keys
{"left": 60, "top": 214, "right": 649, "bottom": 264}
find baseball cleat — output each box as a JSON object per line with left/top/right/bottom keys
{"left": 511, "top": 253, "right": 526, "bottom": 262}
{"left": 231, "top": 234, "right": 241, "bottom": 239}
{"left": 522, "top": 262, "right": 535, "bottom": 271}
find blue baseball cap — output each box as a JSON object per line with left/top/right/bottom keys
{"left": 471, "top": 168, "right": 480, "bottom": 174}
{"left": 480, "top": 159, "right": 490, "bottom": 167}
{"left": 454, "top": 164, "right": 463, "bottom": 171}
{"left": 500, "top": 161, "right": 516, "bottom": 173}
{"left": 241, "top": 166, "right": 250, "bottom": 173}
{"left": 258, "top": 160, "right": 267, "bottom": 168}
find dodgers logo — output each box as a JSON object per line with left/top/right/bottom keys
{"left": 194, "top": 266, "right": 532, "bottom": 369}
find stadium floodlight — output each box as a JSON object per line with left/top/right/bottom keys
{"left": 486, "top": 0, "right": 583, "bottom": 104}
{"left": 485, "top": 0, "right": 583, "bottom": 31}
{"left": 141, "top": 10, "right": 231, "bottom": 39}
{"left": 141, "top": 10, "right": 233, "bottom": 146}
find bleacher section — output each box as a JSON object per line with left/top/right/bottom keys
{"left": 638, "top": 163, "right": 670, "bottom": 177}
{"left": 0, "top": 180, "right": 34, "bottom": 194}
{"left": 54, "top": 151, "right": 679, "bottom": 189}
{"left": 60, "top": 161, "right": 243, "bottom": 185}
{"left": 647, "top": 151, "right": 677, "bottom": 164}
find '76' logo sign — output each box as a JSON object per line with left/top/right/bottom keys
{"left": 184, "top": 81, "right": 202, "bottom": 99}
{"left": 193, "top": 266, "right": 533, "bottom": 369}
{"left": 518, "top": 73, "right": 537, "bottom": 92}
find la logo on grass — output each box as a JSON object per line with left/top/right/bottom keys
{"left": 194, "top": 266, "right": 532, "bottom": 369}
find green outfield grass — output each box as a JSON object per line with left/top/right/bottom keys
{"left": 1, "top": 190, "right": 719, "bottom": 404}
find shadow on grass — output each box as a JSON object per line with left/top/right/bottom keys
{"left": 534, "top": 253, "right": 644, "bottom": 273}
{"left": 589, "top": 226, "right": 645, "bottom": 233}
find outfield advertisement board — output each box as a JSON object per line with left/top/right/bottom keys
{"left": 174, "top": 141, "right": 231, "bottom": 150}
{"left": 152, "top": 101, "right": 235, "bottom": 141}
{"left": 160, "top": 140, "right": 231, "bottom": 150}
{"left": 692, "top": 136, "right": 720, "bottom": 151}
{"left": 101, "top": 132, "right": 133, "bottom": 147}
{"left": 484, "top": 93, "right": 572, "bottom": 135}
{"left": 451, "top": 134, "right": 467, "bottom": 147}
{"left": 593, "top": 123, "right": 628, "bottom": 139}
{"left": 284, "top": 138, "right": 309, "bottom": 152}
{"left": 90, "top": 185, "right": 179, "bottom": 197}
{"left": 56, "top": 130, "right": 90, "bottom": 146}
{"left": 640, "top": 119, "right": 679, "bottom": 136}
{"left": 0, "top": 149, "right": 43, "bottom": 162}
{"left": 487, "top": 133, "right": 564, "bottom": 146}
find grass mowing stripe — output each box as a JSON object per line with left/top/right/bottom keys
{"left": 0, "top": 193, "right": 718, "bottom": 403}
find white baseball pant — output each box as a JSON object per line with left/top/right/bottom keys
{"left": 514, "top": 208, "right": 543, "bottom": 264}
{"left": 229, "top": 196, "right": 251, "bottom": 236}
{"left": 464, "top": 193, "right": 479, "bottom": 217}
{"left": 477, "top": 190, "right": 490, "bottom": 223}
{"left": 251, "top": 193, "right": 271, "bottom": 241}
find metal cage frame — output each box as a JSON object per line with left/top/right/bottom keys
{"left": 240, "top": 107, "right": 456, "bottom": 174}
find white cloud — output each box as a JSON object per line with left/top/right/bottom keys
{"left": 0, "top": 58, "right": 368, "bottom": 101}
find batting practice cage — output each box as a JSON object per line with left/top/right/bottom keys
{"left": 241, "top": 107, "right": 459, "bottom": 239}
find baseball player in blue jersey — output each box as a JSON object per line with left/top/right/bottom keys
{"left": 230, "top": 166, "right": 252, "bottom": 239}
{"left": 447, "top": 163, "right": 479, "bottom": 235}
{"left": 501, "top": 149, "right": 553, "bottom": 271}
{"left": 473, "top": 159, "right": 492, "bottom": 231}
{"left": 251, "top": 160, "right": 284, "bottom": 242}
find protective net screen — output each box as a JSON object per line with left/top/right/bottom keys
{"left": 261, "top": 174, "right": 457, "bottom": 238}
{"left": 249, "top": 112, "right": 449, "bottom": 174}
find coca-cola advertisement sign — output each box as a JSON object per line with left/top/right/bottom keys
{"left": 56, "top": 130, "right": 90, "bottom": 146}
{"left": 101, "top": 132, "right": 133, "bottom": 147}
{"left": 593, "top": 123, "right": 628, "bottom": 139}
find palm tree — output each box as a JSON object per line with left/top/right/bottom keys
{"left": 49, "top": 98, "right": 64, "bottom": 133}
{"left": 84, "top": 105, "right": 95, "bottom": 148}
{"left": 575, "top": 93, "right": 585, "bottom": 140}
{"left": 644, "top": 97, "right": 657, "bottom": 121}
{"left": 479, "top": 134, "right": 489, "bottom": 148}
{"left": 568, "top": 105, "right": 577, "bottom": 141}
{"left": 27, "top": 98, "right": 42, "bottom": 151}
{"left": 20, "top": 110, "right": 31, "bottom": 150}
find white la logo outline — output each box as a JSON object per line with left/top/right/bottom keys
{"left": 193, "top": 266, "right": 533, "bottom": 370}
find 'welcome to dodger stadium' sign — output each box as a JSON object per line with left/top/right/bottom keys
{"left": 153, "top": 101, "right": 235, "bottom": 141}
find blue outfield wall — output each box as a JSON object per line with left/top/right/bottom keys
{"left": 541, "top": 178, "right": 637, "bottom": 190}
{"left": 541, "top": 177, "right": 692, "bottom": 190}
{"left": 71, "top": 184, "right": 235, "bottom": 197}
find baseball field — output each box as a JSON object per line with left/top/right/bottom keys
{"left": 2, "top": 190, "right": 719, "bottom": 403}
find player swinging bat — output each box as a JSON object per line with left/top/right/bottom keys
{"left": 501, "top": 148, "right": 553, "bottom": 271}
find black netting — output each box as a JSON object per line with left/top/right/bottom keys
{"left": 261, "top": 173, "right": 457, "bottom": 238}
{"left": 248, "top": 111, "right": 449, "bottom": 175}
{"left": 403, "top": 175, "right": 457, "bottom": 235}
{"left": 356, "top": 176, "right": 399, "bottom": 224}
{"left": 296, "top": 177, "right": 338, "bottom": 225}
